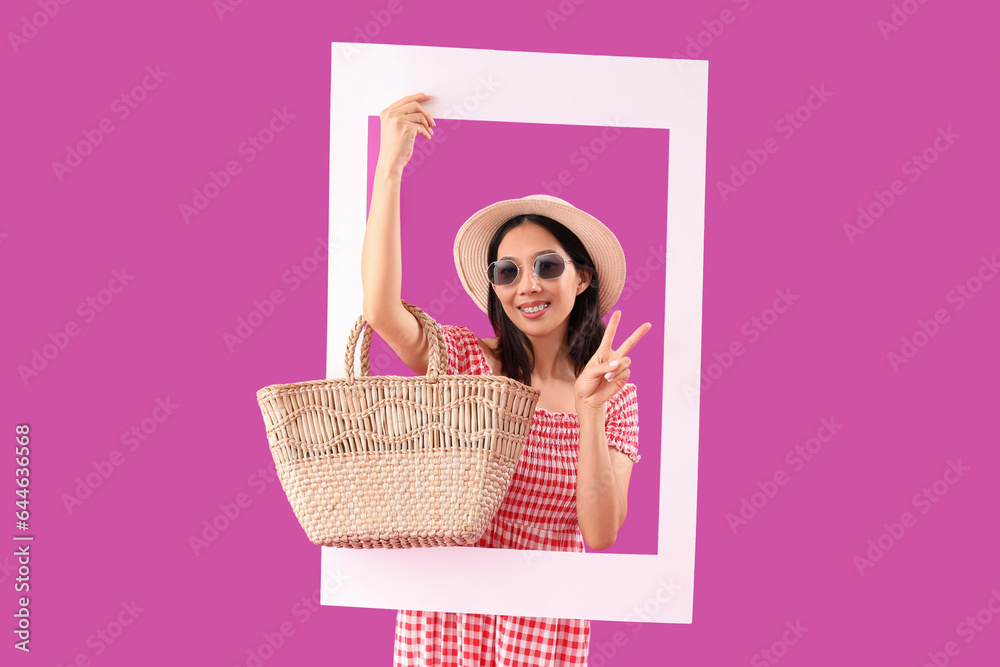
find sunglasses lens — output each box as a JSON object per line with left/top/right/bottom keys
{"left": 534, "top": 254, "right": 566, "bottom": 280}
{"left": 490, "top": 260, "right": 519, "bottom": 285}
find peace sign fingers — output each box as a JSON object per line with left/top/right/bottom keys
{"left": 600, "top": 310, "right": 652, "bottom": 358}
{"left": 615, "top": 320, "right": 652, "bottom": 358}
{"left": 598, "top": 310, "right": 624, "bottom": 355}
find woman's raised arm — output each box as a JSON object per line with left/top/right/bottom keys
{"left": 361, "top": 93, "right": 436, "bottom": 375}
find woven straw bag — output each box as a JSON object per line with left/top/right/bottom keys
{"left": 256, "top": 301, "right": 541, "bottom": 548}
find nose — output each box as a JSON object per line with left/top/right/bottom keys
{"left": 516, "top": 265, "right": 542, "bottom": 294}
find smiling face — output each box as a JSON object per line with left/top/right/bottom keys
{"left": 492, "top": 222, "right": 592, "bottom": 338}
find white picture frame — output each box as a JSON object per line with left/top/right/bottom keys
{"left": 324, "top": 42, "right": 706, "bottom": 623}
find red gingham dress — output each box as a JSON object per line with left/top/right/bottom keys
{"left": 393, "top": 325, "right": 641, "bottom": 667}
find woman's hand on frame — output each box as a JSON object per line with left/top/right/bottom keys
{"left": 377, "top": 93, "right": 436, "bottom": 175}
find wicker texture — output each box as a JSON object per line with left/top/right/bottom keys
{"left": 256, "top": 301, "right": 541, "bottom": 548}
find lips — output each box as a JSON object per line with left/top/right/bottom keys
{"left": 517, "top": 301, "right": 550, "bottom": 315}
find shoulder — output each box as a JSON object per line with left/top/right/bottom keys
{"left": 606, "top": 383, "right": 639, "bottom": 421}
{"left": 611, "top": 382, "right": 638, "bottom": 406}
{"left": 605, "top": 383, "right": 640, "bottom": 463}
{"left": 439, "top": 325, "right": 486, "bottom": 353}
{"left": 478, "top": 337, "right": 501, "bottom": 376}
{"left": 478, "top": 336, "right": 498, "bottom": 359}
{"left": 439, "top": 325, "right": 496, "bottom": 375}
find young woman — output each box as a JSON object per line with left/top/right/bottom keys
{"left": 363, "top": 92, "right": 651, "bottom": 666}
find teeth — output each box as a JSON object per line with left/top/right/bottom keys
{"left": 519, "top": 303, "right": 549, "bottom": 313}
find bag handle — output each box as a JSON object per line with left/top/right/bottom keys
{"left": 344, "top": 300, "right": 450, "bottom": 383}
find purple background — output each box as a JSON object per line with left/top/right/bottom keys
{"left": 4, "top": 1, "right": 998, "bottom": 665}
{"left": 365, "top": 115, "right": 668, "bottom": 557}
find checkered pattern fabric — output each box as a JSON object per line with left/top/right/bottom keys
{"left": 393, "top": 325, "right": 640, "bottom": 666}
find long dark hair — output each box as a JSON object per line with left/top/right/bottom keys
{"left": 486, "top": 215, "right": 606, "bottom": 385}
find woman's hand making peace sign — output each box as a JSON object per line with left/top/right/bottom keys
{"left": 574, "top": 311, "right": 652, "bottom": 413}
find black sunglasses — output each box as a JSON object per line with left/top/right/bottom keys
{"left": 486, "top": 253, "right": 576, "bottom": 286}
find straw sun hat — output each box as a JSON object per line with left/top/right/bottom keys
{"left": 453, "top": 195, "right": 626, "bottom": 318}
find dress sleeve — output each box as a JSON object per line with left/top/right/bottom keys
{"left": 605, "top": 383, "right": 640, "bottom": 464}
{"left": 438, "top": 325, "right": 489, "bottom": 376}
